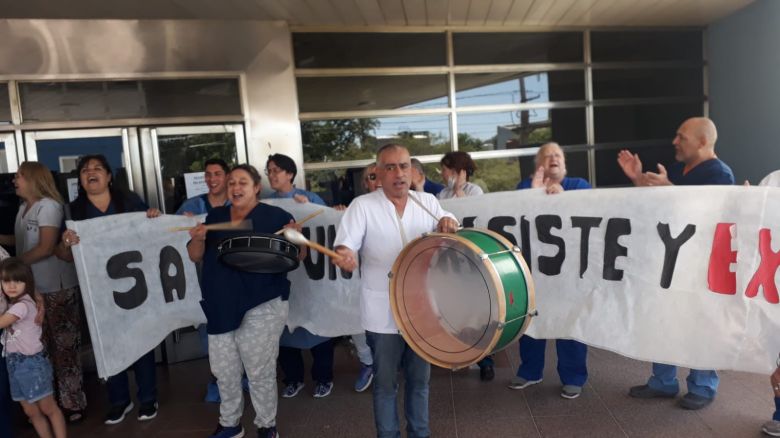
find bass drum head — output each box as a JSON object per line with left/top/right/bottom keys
{"left": 390, "top": 232, "right": 503, "bottom": 369}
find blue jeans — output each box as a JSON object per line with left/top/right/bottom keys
{"left": 106, "top": 350, "right": 157, "bottom": 407}
{"left": 517, "top": 335, "right": 588, "bottom": 386}
{"left": 646, "top": 363, "right": 718, "bottom": 399}
{"left": 0, "top": 340, "right": 13, "bottom": 437}
{"left": 774, "top": 397, "right": 780, "bottom": 421}
{"left": 477, "top": 355, "right": 494, "bottom": 368}
{"left": 366, "top": 332, "right": 429, "bottom": 438}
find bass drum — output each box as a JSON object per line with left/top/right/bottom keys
{"left": 390, "top": 228, "right": 535, "bottom": 369}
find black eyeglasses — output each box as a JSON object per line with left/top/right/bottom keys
{"left": 367, "top": 173, "right": 377, "bottom": 181}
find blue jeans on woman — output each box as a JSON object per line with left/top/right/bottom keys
{"left": 0, "top": 339, "right": 13, "bottom": 437}
{"left": 517, "top": 335, "right": 588, "bottom": 386}
{"left": 107, "top": 350, "right": 157, "bottom": 407}
{"left": 647, "top": 363, "right": 718, "bottom": 399}
{"left": 366, "top": 332, "right": 429, "bottom": 438}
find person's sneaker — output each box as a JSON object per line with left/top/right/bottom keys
{"left": 354, "top": 364, "right": 374, "bottom": 392}
{"left": 137, "top": 401, "right": 158, "bottom": 421}
{"left": 104, "top": 401, "right": 134, "bottom": 425}
{"left": 257, "top": 426, "right": 279, "bottom": 438}
{"left": 209, "top": 424, "right": 245, "bottom": 438}
{"left": 561, "top": 385, "right": 582, "bottom": 399}
{"left": 313, "top": 381, "right": 334, "bottom": 398}
{"left": 628, "top": 384, "right": 677, "bottom": 399}
{"left": 762, "top": 420, "right": 780, "bottom": 436}
{"left": 479, "top": 364, "right": 495, "bottom": 382}
{"left": 678, "top": 392, "right": 713, "bottom": 410}
{"left": 205, "top": 381, "right": 221, "bottom": 403}
{"left": 507, "top": 376, "right": 542, "bottom": 390}
{"left": 281, "top": 382, "right": 304, "bottom": 398}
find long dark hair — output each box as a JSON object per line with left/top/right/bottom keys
{"left": 0, "top": 258, "right": 35, "bottom": 304}
{"left": 69, "top": 154, "right": 129, "bottom": 220}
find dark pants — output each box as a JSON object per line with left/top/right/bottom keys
{"left": 0, "top": 341, "right": 13, "bottom": 437}
{"left": 517, "top": 335, "right": 588, "bottom": 386}
{"left": 107, "top": 350, "right": 157, "bottom": 407}
{"left": 774, "top": 397, "right": 780, "bottom": 421}
{"left": 279, "top": 339, "right": 334, "bottom": 384}
{"left": 367, "top": 332, "right": 429, "bottom": 438}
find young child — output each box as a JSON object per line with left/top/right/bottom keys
{"left": 0, "top": 257, "right": 66, "bottom": 438}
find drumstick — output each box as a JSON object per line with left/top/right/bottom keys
{"left": 167, "top": 219, "right": 252, "bottom": 232}
{"left": 408, "top": 192, "right": 461, "bottom": 228}
{"left": 273, "top": 209, "right": 325, "bottom": 235}
{"left": 283, "top": 228, "right": 343, "bottom": 260}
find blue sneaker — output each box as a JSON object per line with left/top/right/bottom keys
{"left": 205, "top": 381, "right": 221, "bottom": 403}
{"left": 242, "top": 376, "right": 250, "bottom": 393}
{"left": 313, "top": 381, "right": 333, "bottom": 398}
{"left": 354, "top": 364, "right": 374, "bottom": 392}
{"left": 209, "top": 424, "right": 244, "bottom": 438}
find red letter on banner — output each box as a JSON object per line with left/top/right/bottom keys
{"left": 745, "top": 229, "right": 780, "bottom": 304}
{"left": 708, "top": 223, "right": 737, "bottom": 295}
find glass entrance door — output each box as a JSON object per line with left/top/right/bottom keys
{"left": 140, "top": 124, "right": 246, "bottom": 363}
{"left": 24, "top": 128, "right": 142, "bottom": 202}
{"left": 141, "top": 124, "right": 246, "bottom": 214}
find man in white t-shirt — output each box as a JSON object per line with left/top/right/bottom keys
{"left": 333, "top": 144, "right": 458, "bottom": 438}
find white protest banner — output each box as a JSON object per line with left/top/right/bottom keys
{"left": 68, "top": 213, "right": 206, "bottom": 378}
{"left": 269, "top": 185, "right": 780, "bottom": 375}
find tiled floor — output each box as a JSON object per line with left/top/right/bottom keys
{"left": 16, "top": 340, "right": 773, "bottom": 437}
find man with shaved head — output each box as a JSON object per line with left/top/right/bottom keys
{"left": 618, "top": 117, "right": 734, "bottom": 410}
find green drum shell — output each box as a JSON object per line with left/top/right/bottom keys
{"left": 456, "top": 229, "right": 533, "bottom": 353}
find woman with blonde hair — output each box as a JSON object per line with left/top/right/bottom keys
{"left": 0, "top": 161, "right": 87, "bottom": 423}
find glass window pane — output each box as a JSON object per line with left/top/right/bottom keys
{"left": 594, "top": 103, "right": 702, "bottom": 143}
{"left": 304, "top": 167, "right": 366, "bottom": 207}
{"left": 453, "top": 32, "right": 583, "bottom": 65}
{"left": 297, "top": 75, "right": 448, "bottom": 113}
{"left": 141, "top": 79, "right": 242, "bottom": 118}
{"left": 591, "top": 31, "right": 702, "bottom": 62}
{"left": 0, "top": 84, "right": 10, "bottom": 123}
{"left": 293, "top": 33, "right": 446, "bottom": 68}
{"left": 457, "top": 108, "right": 586, "bottom": 151}
{"left": 20, "top": 79, "right": 241, "bottom": 122}
{"left": 593, "top": 68, "right": 703, "bottom": 99}
{"left": 595, "top": 144, "right": 676, "bottom": 187}
{"left": 157, "top": 132, "right": 239, "bottom": 214}
{"left": 455, "top": 71, "right": 585, "bottom": 107}
{"left": 302, "top": 115, "right": 451, "bottom": 163}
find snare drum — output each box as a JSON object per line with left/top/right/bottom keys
{"left": 217, "top": 233, "right": 300, "bottom": 274}
{"left": 389, "top": 228, "right": 535, "bottom": 369}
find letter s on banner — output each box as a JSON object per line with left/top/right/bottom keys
{"left": 106, "top": 251, "right": 148, "bottom": 310}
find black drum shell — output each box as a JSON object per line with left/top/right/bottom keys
{"left": 217, "top": 233, "right": 300, "bottom": 274}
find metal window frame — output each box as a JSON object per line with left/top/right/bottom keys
{"left": 0, "top": 132, "right": 18, "bottom": 172}
{"left": 296, "top": 29, "right": 707, "bottom": 185}
{"left": 24, "top": 127, "right": 139, "bottom": 192}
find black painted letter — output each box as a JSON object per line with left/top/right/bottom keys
{"left": 657, "top": 223, "right": 696, "bottom": 289}
{"left": 106, "top": 251, "right": 148, "bottom": 310}
{"left": 159, "top": 246, "right": 186, "bottom": 303}
{"left": 571, "top": 216, "right": 603, "bottom": 278}
{"left": 535, "top": 215, "right": 565, "bottom": 276}
{"left": 603, "top": 218, "right": 631, "bottom": 281}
